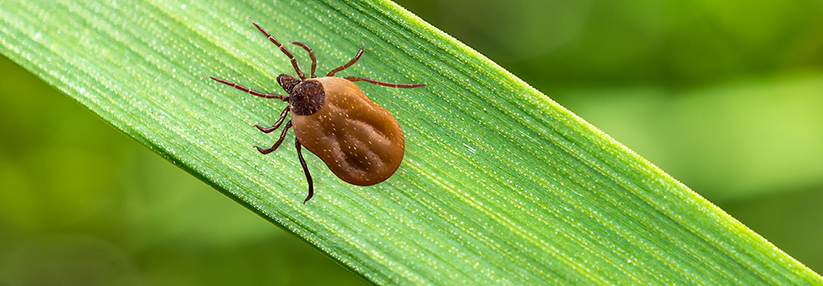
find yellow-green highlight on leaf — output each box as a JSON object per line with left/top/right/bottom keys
{"left": 0, "top": 0, "right": 820, "bottom": 284}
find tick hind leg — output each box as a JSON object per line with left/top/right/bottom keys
{"left": 295, "top": 140, "right": 315, "bottom": 203}
{"left": 255, "top": 106, "right": 290, "bottom": 133}
{"left": 255, "top": 121, "right": 293, "bottom": 154}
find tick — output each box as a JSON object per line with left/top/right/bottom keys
{"left": 207, "top": 18, "right": 426, "bottom": 203}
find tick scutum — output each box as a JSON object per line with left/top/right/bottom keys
{"left": 289, "top": 80, "right": 326, "bottom": 116}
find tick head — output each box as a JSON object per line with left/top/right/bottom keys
{"left": 277, "top": 74, "right": 300, "bottom": 94}
{"left": 290, "top": 80, "right": 326, "bottom": 116}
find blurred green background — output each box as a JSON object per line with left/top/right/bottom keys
{"left": 2, "top": 0, "right": 823, "bottom": 284}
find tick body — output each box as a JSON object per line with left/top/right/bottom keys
{"left": 207, "top": 17, "right": 425, "bottom": 203}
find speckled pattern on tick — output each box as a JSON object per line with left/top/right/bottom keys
{"left": 207, "top": 17, "right": 426, "bottom": 203}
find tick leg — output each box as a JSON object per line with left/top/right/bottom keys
{"left": 255, "top": 120, "right": 293, "bottom": 154}
{"left": 291, "top": 42, "right": 317, "bottom": 78}
{"left": 249, "top": 17, "right": 306, "bottom": 80}
{"left": 344, "top": 76, "right": 427, "bottom": 88}
{"left": 327, "top": 45, "right": 363, "bottom": 77}
{"left": 207, "top": 77, "right": 289, "bottom": 101}
{"left": 295, "top": 139, "right": 314, "bottom": 204}
{"left": 255, "top": 106, "right": 290, "bottom": 133}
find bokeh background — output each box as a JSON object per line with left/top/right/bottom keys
{"left": 2, "top": 0, "right": 822, "bottom": 284}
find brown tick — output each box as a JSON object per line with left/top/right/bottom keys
{"left": 207, "top": 18, "right": 426, "bottom": 203}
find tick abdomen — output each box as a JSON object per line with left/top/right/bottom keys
{"left": 292, "top": 77, "right": 405, "bottom": 186}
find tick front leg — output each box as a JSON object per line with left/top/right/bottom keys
{"left": 291, "top": 42, "right": 317, "bottom": 78}
{"left": 255, "top": 120, "right": 292, "bottom": 154}
{"left": 255, "top": 106, "right": 290, "bottom": 133}
{"left": 295, "top": 139, "right": 314, "bottom": 204}
{"left": 249, "top": 17, "right": 306, "bottom": 80}
{"left": 206, "top": 76, "right": 289, "bottom": 101}
{"left": 327, "top": 45, "right": 363, "bottom": 77}
{"left": 344, "top": 76, "right": 427, "bottom": 88}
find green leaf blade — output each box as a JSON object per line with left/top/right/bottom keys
{"left": 1, "top": 0, "right": 820, "bottom": 284}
